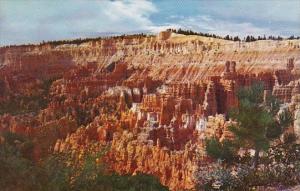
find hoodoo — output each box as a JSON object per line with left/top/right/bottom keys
{"left": 1, "top": 30, "right": 300, "bottom": 190}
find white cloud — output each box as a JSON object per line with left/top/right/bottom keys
{"left": 165, "top": 15, "right": 282, "bottom": 38}
{"left": 0, "top": 0, "right": 299, "bottom": 45}
{"left": 0, "top": 0, "right": 159, "bottom": 45}
{"left": 101, "top": 0, "right": 157, "bottom": 30}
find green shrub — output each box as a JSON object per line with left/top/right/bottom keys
{"left": 205, "top": 137, "right": 237, "bottom": 163}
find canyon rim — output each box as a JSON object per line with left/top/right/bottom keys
{"left": 1, "top": 1, "right": 300, "bottom": 191}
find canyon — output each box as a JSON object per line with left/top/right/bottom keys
{"left": 1, "top": 31, "right": 300, "bottom": 190}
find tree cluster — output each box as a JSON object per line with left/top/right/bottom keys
{"left": 169, "top": 28, "right": 241, "bottom": 41}
{"left": 206, "top": 83, "right": 294, "bottom": 167}
{"left": 288, "top": 35, "right": 300, "bottom": 40}
{"left": 0, "top": 131, "right": 169, "bottom": 191}
{"left": 168, "top": 28, "right": 222, "bottom": 39}
{"left": 1, "top": 33, "right": 151, "bottom": 48}
{"left": 168, "top": 28, "right": 300, "bottom": 43}
{"left": 224, "top": 35, "right": 241, "bottom": 41}
{"left": 2, "top": 29, "right": 300, "bottom": 49}
{"left": 202, "top": 83, "right": 299, "bottom": 190}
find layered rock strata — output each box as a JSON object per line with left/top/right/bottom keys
{"left": 1, "top": 31, "right": 300, "bottom": 190}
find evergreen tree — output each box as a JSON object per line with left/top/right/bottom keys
{"left": 205, "top": 137, "right": 237, "bottom": 163}
{"left": 245, "top": 36, "right": 251, "bottom": 42}
{"left": 224, "top": 35, "right": 230, "bottom": 40}
{"left": 228, "top": 83, "right": 293, "bottom": 167}
{"left": 233, "top": 36, "right": 240, "bottom": 41}
{"left": 288, "top": 35, "right": 295, "bottom": 40}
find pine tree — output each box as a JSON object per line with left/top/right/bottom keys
{"left": 245, "top": 36, "right": 251, "bottom": 42}
{"left": 228, "top": 83, "right": 293, "bottom": 167}
{"left": 205, "top": 137, "right": 237, "bottom": 163}
{"left": 233, "top": 36, "right": 240, "bottom": 41}
{"left": 288, "top": 35, "right": 295, "bottom": 40}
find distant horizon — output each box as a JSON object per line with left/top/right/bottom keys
{"left": 1, "top": 28, "right": 300, "bottom": 48}
{"left": 1, "top": 0, "right": 300, "bottom": 46}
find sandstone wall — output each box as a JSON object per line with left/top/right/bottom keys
{"left": 1, "top": 35, "right": 300, "bottom": 83}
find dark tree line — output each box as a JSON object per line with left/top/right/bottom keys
{"left": 40, "top": 33, "right": 149, "bottom": 46}
{"left": 224, "top": 35, "right": 241, "bottom": 41}
{"left": 288, "top": 35, "right": 300, "bottom": 40}
{"left": 1, "top": 33, "right": 151, "bottom": 48}
{"left": 169, "top": 28, "right": 300, "bottom": 43}
{"left": 2, "top": 29, "right": 300, "bottom": 48}
{"left": 168, "top": 28, "right": 224, "bottom": 39}
{"left": 245, "top": 35, "right": 288, "bottom": 42}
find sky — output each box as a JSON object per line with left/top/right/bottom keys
{"left": 0, "top": 0, "right": 300, "bottom": 46}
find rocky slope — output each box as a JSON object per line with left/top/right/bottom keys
{"left": 1, "top": 31, "right": 300, "bottom": 190}
{"left": 1, "top": 31, "right": 299, "bottom": 83}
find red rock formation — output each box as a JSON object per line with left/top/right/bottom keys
{"left": 159, "top": 97, "right": 176, "bottom": 126}
{"left": 203, "top": 81, "right": 218, "bottom": 116}
{"left": 108, "top": 130, "right": 199, "bottom": 191}
{"left": 1, "top": 34, "right": 299, "bottom": 85}
{"left": 1, "top": 32, "right": 300, "bottom": 191}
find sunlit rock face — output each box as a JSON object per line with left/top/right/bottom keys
{"left": 108, "top": 130, "right": 198, "bottom": 191}
{"left": 1, "top": 32, "right": 300, "bottom": 84}
{"left": 1, "top": 32, "right": 300, "bottom": 190}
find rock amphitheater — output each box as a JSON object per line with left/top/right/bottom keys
{"left": 1, "top": 31, "right": 300, "bottom": 190}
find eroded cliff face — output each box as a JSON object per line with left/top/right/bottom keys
{"left": 1, "top": 32, "right": 300, "bottom": 190}
{"left": 1, "top": 32, "right": 300, "bottom": 83}
{"left": 108, "top": 130, "right": 198, "bottom": 190}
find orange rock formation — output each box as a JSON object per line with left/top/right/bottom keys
{"left": 1, "top": 31, "right": 300, "bottom": 190}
